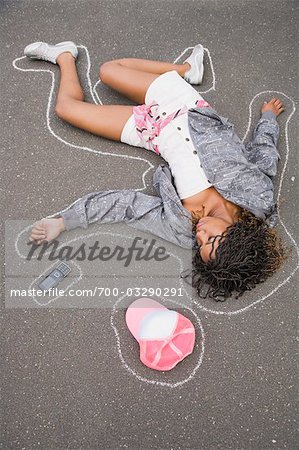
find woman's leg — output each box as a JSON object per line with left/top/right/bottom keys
{"left": 54, "top": 52, "right": 190, "bottom": 140}
{"left": 55, "top": 53, "right": 133, "bottom": 141}
{"left": 99, "top": 58, "right": 190, "bottom": 104}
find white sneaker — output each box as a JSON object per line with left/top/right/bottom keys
{"left": 183, "top": 44, "right": 204, "bottom": 85}
{"left": 24, "top": 41, "right": 78, "bottom": 64}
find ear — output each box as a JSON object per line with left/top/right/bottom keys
{"left": 191, "top": 207, "right": 205, "bottom": 223}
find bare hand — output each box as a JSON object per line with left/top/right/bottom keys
{"left": 28, "top": 218, "right": 65, "bottom": 245}
{"left": 261, "top": 98, "right": 284, "bottom": 117}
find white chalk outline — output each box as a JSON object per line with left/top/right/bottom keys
{"left": 11, "top": 43, "right": 298, "bottom": 385}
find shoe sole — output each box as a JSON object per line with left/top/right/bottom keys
{"left": 191, "top": 45, "right": 204, "bottom": 84}
{"left": 184, "top": 44, "right": 204, "bottom": 84}
{"left": 194, "top": 46, "right": 204, "bottom": 84}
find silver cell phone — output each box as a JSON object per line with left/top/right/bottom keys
{"left": 37, "top": 262, "right": 71, "bottom": 292}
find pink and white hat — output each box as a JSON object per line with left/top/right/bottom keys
{"left": 125, "top": 298, "right": 195, "bottom": 371}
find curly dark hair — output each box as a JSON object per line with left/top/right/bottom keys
{"left": 182, "top": 209, "right": 288, "bottom": 301}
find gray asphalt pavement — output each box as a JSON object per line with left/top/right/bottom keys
{"left": 1, "top": 1, "right": 298, "bottom": 449}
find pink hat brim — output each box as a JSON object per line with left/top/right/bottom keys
{"left": 125, "top": 297, "right": 167, "bottom": 342}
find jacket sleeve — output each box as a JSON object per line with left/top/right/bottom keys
{"left": 59, "top": 188, "right": 191, "bottom": 248}
{"left": 243, "top": 111, "right": 280, "bottom": 176}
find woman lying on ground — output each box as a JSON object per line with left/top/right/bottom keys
{"left": 24, "top": 41, "right": 286, "bottom": 300}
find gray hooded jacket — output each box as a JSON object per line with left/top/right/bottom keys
{"left": 61, "top": 107, "right": 280, "bottom": 249}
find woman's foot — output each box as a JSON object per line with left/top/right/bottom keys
{"left": 183, "top": 44, "right": 204, "bottom": 85}
{"left": 24, "top": 41, "right": 78, "bottom": 64}
{"left": 29, "top": 218, "right": 66, "bottom": 245}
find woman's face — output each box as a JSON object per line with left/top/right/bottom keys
{"left": 195, "top": 217, "right": 232, "bottom": 262}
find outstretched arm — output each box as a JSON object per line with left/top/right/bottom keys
{"left": 29, "top": 188, "right": 192, "bottom": 248}
{"left": 243, "top": 98, "right": 284, "bottom": 176}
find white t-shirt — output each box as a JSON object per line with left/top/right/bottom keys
{"left": 121, "top": 70, "right": 212, "bottom": 199}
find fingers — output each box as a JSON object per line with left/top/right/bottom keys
{"left": 33, "top": 225, "right": 45, "bottom": 233}
{"left": 28, "top": 238, "right": 47, "bottom": 245}
{"left": 269, "top": 97, "right": 281, "bottom": 103}
{"left": 30, "top": 230, "right": 46, "bottom": 240}
{"left": 274, "top": 99, "right": 283, "bottom": 107}
{"left": 28, "top": 232, "right": 47, "bottom": 245}
{"left": 28, "top": 219, "right": 47, "bottom": 245}
{"left": 269, "top": 97, "right": 284, "bottom": 108}
{"left": 264, "top": 97, "right": 285, "bottom": 115}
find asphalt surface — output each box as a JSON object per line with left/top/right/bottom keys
{"left": 1, "top": 1, "right": 298, "bottom": 449}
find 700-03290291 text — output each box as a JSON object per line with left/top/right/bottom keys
{"left": 9, "top": 287, "right": 184, "bottom": 298}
